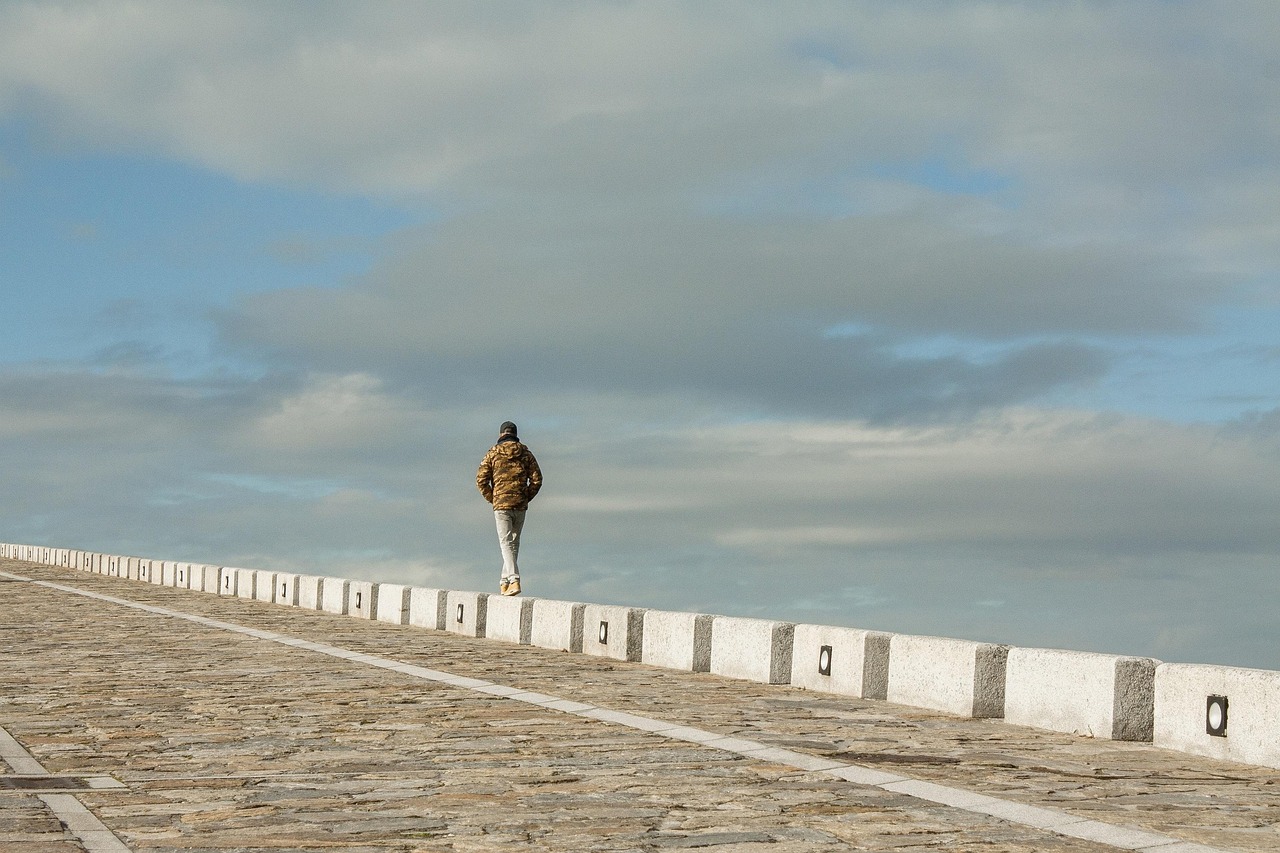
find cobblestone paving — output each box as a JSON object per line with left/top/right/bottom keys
{"left": 2, "top": 561, "right": 1278, "bottom": 852}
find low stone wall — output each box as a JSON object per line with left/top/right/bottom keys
{"left": 4, "top": 541, "right": 1277, "bottom": 770}
{"left": 1005, "top": 648, "right": 1156, "bottom": 742}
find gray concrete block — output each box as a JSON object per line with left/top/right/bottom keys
{"left": 530, "top": 599, "right": 586, "bottom": 653}
{"left": 582, "top": 604, "right": 645, "bottom": 662}
{"left": 642, "top": 610, "right": 713, "bottom": 673}
{"left": 1113, "top": 656, "right": 1157, "bottom": 741}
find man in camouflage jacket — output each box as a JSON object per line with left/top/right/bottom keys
{"left": 476, "top": 421, "right": 542, "bottom": 596}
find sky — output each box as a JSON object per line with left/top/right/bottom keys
{"left": 1, "top": 1, "right": 1278, "bottom": 669}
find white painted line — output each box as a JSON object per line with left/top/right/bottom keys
{"left": 821, "top": 764, "right": 908, "bottom": 786}
{"left": 38, "top": 795, "right": 132, "bottom": 853}
{"left": 701, "top": 735, "right": 768, "bottom": 753}
{"left": 580, "top": 709, "right": 672, "bottom": 732}
{"left": 0, "top": 725, "right": 48, "bottom": 775}
{"left": 879, "top": 779, "right": 1000, "bottom": 809}
{"left": 1059, "top": 820, "right": 1181, "bottom": 850}
{"left": 86, "top": 776, "right": 128, "bottom": 789}
{"left": 658, "top": 725, "right": 723, "bottom": 744}
{"left": 542, "top": 699, "right": 596, "bottom": 713}
{"left": 9, "top": 572, "right": 1230, "bottom": 853}
{"left": 968, "top": 798, "right": 1088, "bottom": 830}
{"left": 740, "top": 748, "right": 844, "bottom": 772}
{"left": 0, "top": 734, "right": 133, "bottom": 852}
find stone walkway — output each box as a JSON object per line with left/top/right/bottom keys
{"left": 1, "top": 560, "right": 1278, "bottom": 852}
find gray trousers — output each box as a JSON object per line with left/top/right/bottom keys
{"left": 494, "top": 509, "right": 526, "bottom": 580}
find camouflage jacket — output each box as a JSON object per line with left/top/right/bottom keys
{"left": 476, "top": 438, "right": 542, "bottom": 511}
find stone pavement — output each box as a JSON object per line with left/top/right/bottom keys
{"left": 1, "top": 560, "right": 1278, "bottom": 853}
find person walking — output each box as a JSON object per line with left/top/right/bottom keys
{"left": 476, "top": 421, "right": 542, "bottom": 596}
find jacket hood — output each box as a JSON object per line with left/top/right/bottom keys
{"left": 491, "top": 440, "right": 525, "bottom": 458}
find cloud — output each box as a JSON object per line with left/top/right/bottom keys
{"left": 1, "top": 2, "right": 1278, "bottom": 670}
{"left": 5, "top": 3, "right": 1274, "bottom": 418}
{"left": 0, "top": 355, "right": 1278, "bottom": 665}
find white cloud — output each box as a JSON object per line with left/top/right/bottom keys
{"left": 1, "top": 2, "right": 1278, "bottom": 668}
{"left": 246, "top": 372, "right": 427, "bottom": 452}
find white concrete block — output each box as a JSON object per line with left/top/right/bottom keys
{"left": 297, "top": 575, "right": 325, "bottom": 610}
{"left": 790, "top": 624, "right": 891, "bottom": 698}
{"left": 375, "top": 584, "right": 411, "bottom": 625}
{"left": 531, "top": 600, "right": 585, "bottom": 653}
{"left": 408, "top": 588, "right": 447, "bottom": 630}
{"left": 274, "top": 573, "right": 300, "bottom": 606}
{"left": 161, "top": 560, "right": 184, "bottom": 589}
{"left": 486, "top": 596, "right": 533, "bottom": 644}
{"left": 1154, "top": 663, "right": 1280, "bottom": 769}
{"left": 582, "top": 604, "right": 645, "bottom": 662}
{"left": 348, "top": 581, "right": 377, "bottom": 619}
{"left": 445, "top": 590, "right": 488, "bottom": 638}
{"left": 163, "top": 562, "right": 186, "bottom": 589}
{"left": 253, "top": 571, "right": 278, "bottom": 603}
{"left": 887, "top": 634, "right": 1008, "bottom": 718}
{"left": 136, "top": 559, "right": 156, "bottom": 583}
{"left": 1005, "top": 648, "right": 1156, "bottom": 741}
{"left": 321, "top": 577, "right": 350, "bottom": 615}
{"left": 641, "top": 609, "right": 713, "bottom": 673}
{"left": 233, "top": 568, "right": 258, "bottom": 600}
{"left": 710, "top": 616, "right": 795, "bottom": 684}
{"left": 217, "top": 566, "right": 238, "bottom": 596}
{"left": 196, "top": 565, "right": 221, "bottom": 593}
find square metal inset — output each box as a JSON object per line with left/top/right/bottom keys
{"left": 1206, "top": 694, "right": 1228, "bottom": 737}
{"left": 818, "top": 644, "right": 833, "bottom": 676}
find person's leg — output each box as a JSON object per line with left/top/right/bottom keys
{"left": 494, "top": 509, "right": 526, "bottom": 586}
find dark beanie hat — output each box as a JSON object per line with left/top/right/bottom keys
{"left": 499, "top": 421, "right": 518, "bottom": 437}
